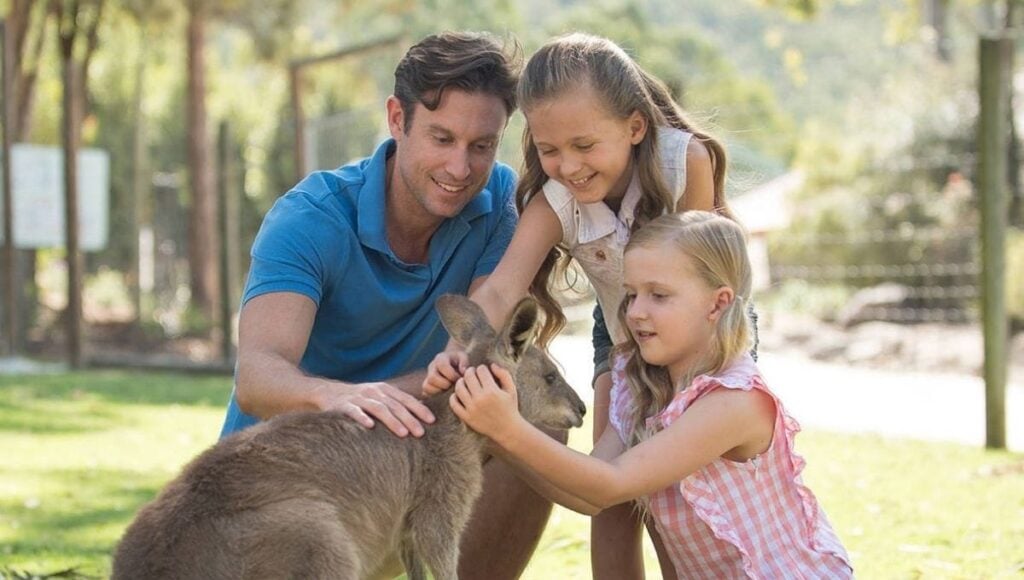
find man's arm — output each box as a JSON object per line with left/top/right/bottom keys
{"left": 235, "top": 292, "right": 435, "bottom": 437}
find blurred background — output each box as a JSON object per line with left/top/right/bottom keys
{"left": 1, "top": 0, "right": 1022, "bottom": 578}
{"left": 0, "top": 0, "right": 1020, "bottom": 378}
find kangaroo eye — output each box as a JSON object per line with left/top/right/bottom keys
{"left": 544, "top": 373, "right": 557, "bottom": 384}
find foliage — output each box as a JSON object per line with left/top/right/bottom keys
{"left": 8, "top": 0, "right": 1019, "bottom": 339}
{"left": 1, "top": 370, "right": 1022, "bottom": 577}
{"left": 767, "top": 52, "right": 979, "bottom": 302}
{"left": 757, "top": 279, "right": 854, "bottom": 321}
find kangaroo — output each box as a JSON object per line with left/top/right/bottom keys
{"left": 111, "top": 294, "right": 586, "bottom": 580}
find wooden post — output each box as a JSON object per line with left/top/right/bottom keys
{"left": 1, "top": 21, "right": 17, "bottom": 356}
{"left": 62, "top": 57, "right": 83, "bottom": 369}
{"left": 218, "top": 121, "right": 240, "bottom": 363}
{"left": 288, "top": 35, "right": 404, "bottom": 184}
{"left": 977, "top": 36, "right": 1010, "bottom": 450}
{"left": 130, "top": 27, "right": 148, "bottom": 323}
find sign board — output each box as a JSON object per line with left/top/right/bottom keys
{"left": 0, "top": 143, "right": 110, "bottom": 251}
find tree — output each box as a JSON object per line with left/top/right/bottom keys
{"left": 52, "top": 0, "right": 105, "bottom": 367}
{"left": 182, "top": 0, "right": 305, "bottom": 324}
{"left": 3, "top": 0, "right": 55, "bottom": 351}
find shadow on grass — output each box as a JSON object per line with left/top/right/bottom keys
{"left": 2, "top": 467, "right": 166, "bottom": 572}
{"left": 0, "top": 371, "right": 232, "bottom": 406}
{"left": 0, "top": 371, "right": 232, "bottom": 435}
{"left": 0, "top": 399, "right": 125, "bottom": 435}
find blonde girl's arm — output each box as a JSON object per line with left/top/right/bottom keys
{"left": 484, "top": 426, "right": 626, "bottom": 516}
{"left": 677, "top": 138, "right": 715, "bottom": 212}
{"left": 452, "top": 364, "right": 775, "bottom": 510}
{"left": 462, "top": 365, "right": 630, "bottom": 516}
{"left": 422, "top": 194, "right": 563, "bottom": 395}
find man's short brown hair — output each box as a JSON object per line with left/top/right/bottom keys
{"left": 393, "top": 31, "right": 522, "bottom": 132}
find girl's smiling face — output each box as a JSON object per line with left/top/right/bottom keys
{"left": 623, "top": 242, "right": 725, "bottom": 386}
{"left": 526, "top": 84, "right": 647, "bottom": 207}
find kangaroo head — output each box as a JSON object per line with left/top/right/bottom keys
{"left": 436, "top": 294, "right": 586, "bottom": 430}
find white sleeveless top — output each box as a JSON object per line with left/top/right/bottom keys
{"left": 542, "top": 126, "right": 692, "bottom": 343}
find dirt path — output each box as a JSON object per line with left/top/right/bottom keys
{"left": 549, "top": 335, "right": 1024, "bottom": 452}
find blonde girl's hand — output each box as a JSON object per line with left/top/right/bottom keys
{"left": 422, "top": 349, "right": 470, "bottom": 397}
{"left": 450, "top": 364, "right": 521, "bottom": 438}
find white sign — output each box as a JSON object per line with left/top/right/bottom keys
{"left": 0, "top": 143, "right": 110, "bottom": 251}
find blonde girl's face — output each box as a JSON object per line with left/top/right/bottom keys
{"left": 526, "top": 85, "right": 647, "bottom": 206}
{"left": 623, "top": 243, "right": 725, "bottom": 387}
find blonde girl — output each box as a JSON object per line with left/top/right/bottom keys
{"left": 451, "top": 212, "right": 853, "bottom": 579}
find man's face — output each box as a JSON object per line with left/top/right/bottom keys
{"left": 386, "top": 89, "right": 508, "bottom": 222}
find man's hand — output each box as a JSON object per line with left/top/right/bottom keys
{"left": 450, "top": 364, "right": 523, "bottom": 440}
{"left": 422, "top": 349, "right": 470, "bottom": 396}
{"left": 314, "top": 381, "right": 435, "bottom": 438}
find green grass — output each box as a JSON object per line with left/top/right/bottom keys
{"left": 1, "top": 371, "right": 1022, "bottom": 579}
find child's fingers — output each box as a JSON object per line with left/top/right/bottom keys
{"left": 454, "top": 351, "right": 469, "bottom": 374}
{"left": 472, "top": 364, "right": 503, "bottom": 391}
{"left": 421, "top": 381, "right": 445, "bottom": 397}
{"left": 449, "top": 389, "right": 467, "bottom": 417}
{"left": 489, "top": 364, "right": 516, "bottom": 393}
{"left": 438, "top": 356, "right": 464, "bottom": 382}
{"left": 462, "top": 366, "right": 484, "bottom": 394}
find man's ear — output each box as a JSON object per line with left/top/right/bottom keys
{"left": 708, "top": 287, "right": 735, "bottom": 322}
{"left": 385, "top": 96, "right": 405, "bottom": 140}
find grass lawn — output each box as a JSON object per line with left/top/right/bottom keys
{"left": 1, "top": 370, "right": 1022, "bottom": 578}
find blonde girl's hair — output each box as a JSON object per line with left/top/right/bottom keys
{"left": 615, "top": 211, "right": 752, "bottom": 447}
{"left": 514, "top": 32, "right": 734, "bottom": 347}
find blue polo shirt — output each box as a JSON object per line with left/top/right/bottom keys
{"left": 220, "top": 139, "right": 517, "bottom": 436}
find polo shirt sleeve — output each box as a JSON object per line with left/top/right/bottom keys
{"left": 472, "top": 165, "right": 518, "bottom": 280}
{"left": 242, "top": 191, "right": 348, "bottom": 307}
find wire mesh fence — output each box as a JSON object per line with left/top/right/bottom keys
{"left": 756, "top": 220, "right": 987, "bottom": 374}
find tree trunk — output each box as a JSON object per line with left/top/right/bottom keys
{"left": 1005, "top": 1, "right": 1022, "bottom": 226}
{"left": 186, "top": 3, "right": 220, "bottom": 323}
{"left": 925, "top": 0, "right": 952, "bottom": 62}
{"left": 7, "top": 0, "right": 49, "bottom": 353}
{"left": 56, "top": 0, "right": 84, "bottom": 368}
{"left": 61, "top": 56, "right": 83, "bottom": 368}
{"left": 130, "top": 25, "right": 149, "bottom": 322}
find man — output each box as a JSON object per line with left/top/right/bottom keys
{"left": 219, "top": 32, "right": 551, "bottom": 578}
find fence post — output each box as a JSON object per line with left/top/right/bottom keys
{"left": 1, "top": 21, "right": 17, "bottom": 356}
{"left": 977, "top": 36, "right": 1010, "bottom": 450}
{"left": 218, "top": 121, "right": 240, "bottom": 363}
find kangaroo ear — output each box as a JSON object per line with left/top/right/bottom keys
{"left": 501, "top": 297, "right": 540, "bottom": 362}
{"left": 436, "top": 294, "right": 497, "bottom": 349}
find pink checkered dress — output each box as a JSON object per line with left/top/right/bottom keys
{"left": 609, "top": 354, "right": 854, "bottom": 579}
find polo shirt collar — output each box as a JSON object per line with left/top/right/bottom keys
{"left": 356, "top": 139, "right": 395, "bottom": 254}
{"left": 356, "top": 138, "right": 496, "bottom": 255}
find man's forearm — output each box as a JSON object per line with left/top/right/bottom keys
{"left": 235, "top": 351, "right": 338, "bottom": 419}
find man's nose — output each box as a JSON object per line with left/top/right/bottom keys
{"left": 445, "top": 147, "right": 471, "bottom": 181}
